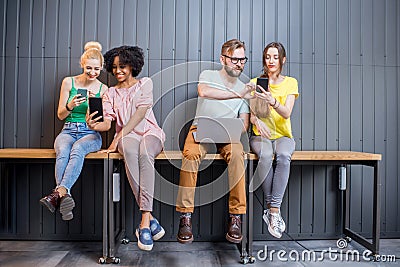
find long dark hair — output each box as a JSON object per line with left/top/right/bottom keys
{"left": 252, "top": 42, "right": 287, "bottom": 118}
{"left": 261, "top": 42, "right": 286, "bottom": 77}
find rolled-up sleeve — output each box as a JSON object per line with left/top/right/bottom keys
{"left": 102, "top": 90, "right": 116, "bottom": 121}
{"left": 136, "top": 77, "right": 153, "bottom": 108}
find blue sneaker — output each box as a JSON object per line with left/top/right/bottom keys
{"left": 135, "top": 228, "right": 153, "bottom": 251}
{"left": 150, "top": 218, "right": 165, "bottom": 241}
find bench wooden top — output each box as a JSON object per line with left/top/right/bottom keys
{"left": 0, "top": 148, "right": 109, "bottom": 159}
{"left": 155, "top": 150, "right": 382, "bottom": 161}
{"left": 0, "top": 148, "right": 381, "bottom": 161}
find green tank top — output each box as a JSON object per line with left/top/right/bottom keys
{"left": 65, "top": 77, "right": 102, "bottom": 123}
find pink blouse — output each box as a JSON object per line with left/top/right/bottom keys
{"left": 103, "top": 77, "right": 165, "bottom": 144}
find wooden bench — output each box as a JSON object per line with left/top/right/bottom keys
{"left": 0, "top": 149, "right": 382, "bottom": 263}
{"left": 0, "top": 148, "right": 380, "bottom": 162}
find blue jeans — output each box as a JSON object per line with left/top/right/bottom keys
{"left": 54, "top": 122, "right": 102, "bottom": 193}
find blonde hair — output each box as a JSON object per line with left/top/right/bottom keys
{"left": 80, "top": 41, "right": 104, "bottom": 67}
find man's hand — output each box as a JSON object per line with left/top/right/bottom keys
{"left": 240, "top": 82, "right": 256, "bottom": 99}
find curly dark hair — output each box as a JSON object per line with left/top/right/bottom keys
{"left": 103, "top": 45, "right": 145, "bottom": 77}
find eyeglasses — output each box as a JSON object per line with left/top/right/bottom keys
{"left": 222, "top": 55, "right": 248, "bottom": 64}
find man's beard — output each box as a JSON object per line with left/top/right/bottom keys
{"left": 224, "top": 65, "right": 243, "bottom": 77}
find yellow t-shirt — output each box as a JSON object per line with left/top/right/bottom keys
{"left": 250, "top": 76, "right": 299, "bottom": 140}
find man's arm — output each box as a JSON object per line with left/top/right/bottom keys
{"left": 198, "top": 83, "right": 255, "bottom": 100}
{"left": 198, "top": 83, "right": 240, "bottom": 99}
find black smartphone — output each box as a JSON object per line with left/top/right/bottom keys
{"left": 256, "top": 77, "right": 269, "bottom": 93}
{"left": 77, "top": 88, "right": 87, "bottom": 98}
{"left": 89, "top": 97, "right": 104, "bottom": 122}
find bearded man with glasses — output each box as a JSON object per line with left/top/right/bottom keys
{"left": 176, "top": 39, "right": 255, "bottom": 244}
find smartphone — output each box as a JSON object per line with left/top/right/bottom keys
{"left": 77, "top": 88, "right": 88, "bottom": 98}
{"left": 89, "top": 97, "right": 104, "bottom": 122}
{"left": 256, "top": 77, "right": 269, "bottom": 93}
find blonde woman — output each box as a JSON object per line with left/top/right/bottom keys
{"left": 40, "top": 41, "right": 108, "bottom": 221}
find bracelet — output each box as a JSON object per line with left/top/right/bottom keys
{"left": 65, "top": 102, "right": 73, "bottom": 112}
{"left": 273, "top": 101, "right": 280, "bottom": 109}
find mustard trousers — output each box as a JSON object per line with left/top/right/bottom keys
{"left": 176, "top": 125, "right": 246, "bottom": 214}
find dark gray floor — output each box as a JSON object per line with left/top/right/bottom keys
{"left": 0, "top": 239, "right": 399, "bottom": 266}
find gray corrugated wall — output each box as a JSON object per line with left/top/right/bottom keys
{"left": 0, "top": 0, "right": 399, "bottom": 241}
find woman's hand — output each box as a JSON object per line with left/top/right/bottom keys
{"left": 254, "top": 85, "right": 275, "bottom": 105}
{"left": 99, "top": 139, "right": 119, "bottom": 153}
{"left": 86, "top": 111, "right": 102, "bottom": 130}
{"left": 88, "top": 90, "right": 96, "bottom": 98}
{"left": 68, "top": 94, "right": 86, "bottom": 109}
{"left": 255, "top": 118, "right": 271, "bottom": 139}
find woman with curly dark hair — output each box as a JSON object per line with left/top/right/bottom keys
{"left": 87, "top": 45, "right": 165, "bottom": 251}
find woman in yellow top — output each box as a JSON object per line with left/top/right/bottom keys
{"left": 250, "top": 42, "right": 299, "bottom": 239}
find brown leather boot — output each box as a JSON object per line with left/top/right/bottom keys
{"left": 39, "top": 190, "right": 60, "bottom": 213}
{"left": 177, "top": 214, "right": 193, "bottom": 244}
{"left": 226, "top": 214, "right": 242, "bottom": 243}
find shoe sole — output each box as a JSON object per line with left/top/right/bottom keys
{"left": 225, "top": 233, "right": 242, "bottom": 244}
{"left": 267, "top": 224, "right": 282, "bottom": 238}
{"left": 135, "top": 230, "right": 153, "bottom": 251}
{"left": 39, "top": 198, "right": 56, "bottom": 213}
{"left": 152, "top": 228, "right": 165, "bottom": 241}
{"left": 177, "top": 235, "right": 193, "bottom": 244}
{"left": 60, "top": 196, "right": 75, "bottom": 221}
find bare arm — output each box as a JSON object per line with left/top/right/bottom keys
{"left": 273, "top": 94, "right": 295, "bottom": 119}
{"left": 87, "top": 116, "right": 112, "bottom": 132}
{"left": 111, "top": 106, "right": 148, "bottom": 145}
{"left": 250, "top": 113, "right": 271, "bottom": 139}
{"left": 57, "top": 78, "right": 85, "bottom": 120}
{"left": 254, "top": 85, "right": 296, "bottom": 119}
{"left": 105, "top": 107, "right": 149, "bottom": 152}
{"left": 198, "top": 82, "right": 255, "bottom": 100}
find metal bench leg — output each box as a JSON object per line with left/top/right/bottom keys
{"left": 99, "top": 157, "right": 121, "bottom": 264}
{"left": 99, "top": 158, "right": 110, "bottom": 264}
{"left": 240, "top": 156, "right": 255, "bottom": 264}
{"left": 247, "top": 158, "right": 255, "bottom": 263}
{"left": 372, "top": 161, "right": 381, "bottom": 255}
{"left": 342, "top": 161, "right": 380, "bottom": 256}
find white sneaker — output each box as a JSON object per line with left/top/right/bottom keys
{"left": 263, "top": 209, "right": 283, "bottom": 238}
{"left": 277, "top": 211, "right": 286, "bottom": 233}
{"left": 263, "top": 209, "right": 286, "bottom": 232}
